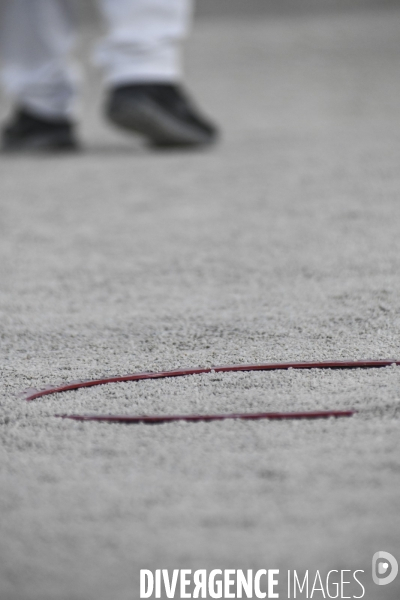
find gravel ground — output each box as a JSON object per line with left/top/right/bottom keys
{"left": 1, "top": 7, "right": 400, "bottom": 600}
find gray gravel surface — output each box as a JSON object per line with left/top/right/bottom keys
{"left": 1, "top": 7, "right": 400, "bottom": 600}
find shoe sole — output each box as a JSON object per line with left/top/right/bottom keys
{"left": 1, "top": 131, "right": 80, "bottom": 153}
{"left": 106, "top": 98, "right": 216, "bottom": 147}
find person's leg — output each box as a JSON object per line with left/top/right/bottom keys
{"left": 0, "top": 0, "right": 78, "bottom": 118}
{"left": 0, "top": 0, "right": 79, "bottom": 150}
{"left": 96, "top": 0, "right": 192, "bottom": 85}
{"left": 97, "top": 0, "right": 217, "bottom": 147}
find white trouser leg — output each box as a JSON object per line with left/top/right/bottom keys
{"left": 95, "top": 0, "right": 193, "bottom": 86}
{"left": 0, "top": 0, "right": 77, "bottom": 119}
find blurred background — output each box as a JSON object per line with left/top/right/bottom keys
{"left": 75, "top": 0, "right": 400, "bottom": 19}
{"left": 64, "top": 0, "right": 400, "bottom": 21}
{"left": 195, "top": 0, "right": 399, "bottom": 15}
{"left": 1, "top": 2, "right": 400, "bottom": 600}
{"left": 199, "top": 0, "right": 399, "bottom": 16}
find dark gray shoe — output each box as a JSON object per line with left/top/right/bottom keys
{"left": 105, "top": 83, "right": 218, "bottom": 147}
{"left": 1, "top": 108, "right": 79, "bottom": 152}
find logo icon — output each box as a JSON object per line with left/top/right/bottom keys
{"left": 372, "top": 552, "right": 398, "bottom": 586}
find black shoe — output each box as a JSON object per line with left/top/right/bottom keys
{"left": 105, "top": 83, "right": 218, "bottom": 147}
{"left": 1, "top": 108, "right": 79, "bottom": 152}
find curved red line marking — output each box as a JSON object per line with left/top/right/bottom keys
{"left": 21, "top": 359, "right": 399, "bottom": 402}
{"left": 20, "top": 360, "right": 399, "bottom": 424}
{"left": 55, "top": 410, "right": 356, "bottom": 424}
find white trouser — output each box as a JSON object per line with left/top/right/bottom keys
{"left": 0, "top": 0, "right": 193, "bottom": 119}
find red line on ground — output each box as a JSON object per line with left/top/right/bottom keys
{"left": 20, "top": 359, "right": 399, "bottom": 424}
{"left": 55, "top": 410, "right": 356, "bottom": 424}
{"left": 21, "top": 359, "right": 399, "bottom": 402}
